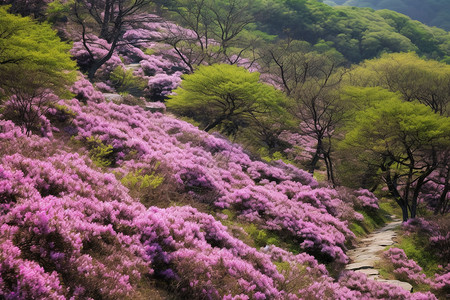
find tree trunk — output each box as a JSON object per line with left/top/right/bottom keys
{"left": 87, "top": 32, "right": 120, "bottom": 80}
{"left": 204, "top": 115, "right": 226, "bottom": 132}
{"left": 435, "top": 167, "right": 450, "bottom": 215}
{"left": 401, "top": 204, "right": 409, "bottom": 222}
{"left": 308, "top": 138, "right": 322, "bottom": 174}
{"left": 100, "top": 0, "right": 112, "bottom": 41}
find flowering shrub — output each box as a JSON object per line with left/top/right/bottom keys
{"left": 0, "top": 99, "right": 440, "bottom": 298}
{"left": 338, "top": 270, "right": 437, "bottom": 299}
{"left": 70, "top": 77, "right": 104, "bottom": 103}
{"left": 402, "top": 218, "right": 450, "bottom": 263}
{"left": 63, "top": 100, "right": 359, "bottom": 263}
{"left": 71, "top": 36, "right": 124, "bottom": 79}
{"left": 354, "top": 188, "right": 379, "bottom": 210}
{"left": 382, "top": 248, "right": 431, "bottom": 286}
{"left": 382, "top": 243, "right": 450, "bottom": 297}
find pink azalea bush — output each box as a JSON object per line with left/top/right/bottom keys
{"left": 354, "top": 188, "right": 380, "bottom": 210}
{"left": 382, "top": 248, "right": 431, "bottom": 286}
{"left": 70, "top": 77, "right": 104, "bottom": 103}
{"left": 382, "top": 247, "right": 450, "bottom": 297}
{"left": 338, "top": 270, "right": 437, "bottom": 300}
{"left": 402, "top": 218, "right": 450, "bottom": 263}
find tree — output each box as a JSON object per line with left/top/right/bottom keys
{"left": 340, "top": 96, "right": 450, "bottom": 221}
{"left": 348, "top": 52, "right": 450, "bottom": 116}
{"left": 0, "top": 0, "right": 51, "bottom": 19}
{"left": 71, "top": 0, "right": 154, "bottom": 79}
{"left": 159, "top": 0, "right": 255, "bottom": 72}
{"left": 260, "top": 39, "right": 346, "bottom": 184}
{"left": 0, "top": 6, "right": 76, "bottom": 133}
{"left": 166, "top": 64, "right": 289, "bottom": 138}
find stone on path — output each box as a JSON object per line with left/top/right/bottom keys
{"left": 125, "top": 63, "right": 141, "bottom": 71}
{"left": 374, "top": 279, "right": 413, "bottom": 292}
{"left": 358, "top": 269, "right": 379, "bottom": 276}
{"left": 346, "top": 262, "right": 375, "bottom": 270}
{"left": 102, "top": 93, "right": 123, "bottom": 103}
{"left": 345, "top": 219, "right": 413, "bottom": 292}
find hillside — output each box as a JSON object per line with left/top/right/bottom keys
{"left": 1, "top": 1, "right": 449, "bottom": 299}
{"left": 0, "top": 94, "right": 441, "bottom": 299}
{"left": 325, "top": 0, "right": 450, "bottom": 31}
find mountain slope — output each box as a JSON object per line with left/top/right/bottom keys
{"left": 325, "top": 0, "right": 450, "bottom": 31}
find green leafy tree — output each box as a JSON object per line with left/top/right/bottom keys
{"left": 340, "top": 0, "right": 450, "bottom": 31}
{"left": 340, "top": 95, "right": 450, "bottom": 221}
{"left": 167, "top": 64, "right": 290, "bottom": 140}
{"left": 0, "top": 6, "right": 76, "bottom": 133}
{"left": 348, "top": 52, "right": 450, "bottom": 116}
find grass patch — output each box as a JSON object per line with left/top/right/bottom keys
{"left": 349, "top": 222, "right": 366, "bottom": 237}
{"left": 218, "top": 209, "right": 301, "bottom": 254}
{"left": 378, "top": 198, "right": 402, "bottom": 218}
{"left": 395, "top": 234, "right": 440, "bottom": 277}
{"left": 349, "top": 208, "right": 389, "bottom": 237}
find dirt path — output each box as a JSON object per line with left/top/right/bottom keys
{"left": 345, "top": 219, "right": 413, "bottom": 292}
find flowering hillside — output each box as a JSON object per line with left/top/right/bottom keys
{"left": 1, "top": 2, "right": 448, "bottom": 299}
{"left": 0, "top": 91, "right": 438, "bottom": 298}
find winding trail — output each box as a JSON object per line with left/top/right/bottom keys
{"left": 345, "top": 219, "right": 413, "bottom": 292}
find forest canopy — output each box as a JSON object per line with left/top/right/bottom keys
{"left": 325, "top": 0, "right": 450, "bottom": 31}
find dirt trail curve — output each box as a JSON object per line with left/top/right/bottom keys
{"left": 345, "top": 219, "right": 413, "bottom": 292}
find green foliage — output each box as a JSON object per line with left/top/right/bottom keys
{"left": 85, "top": 136, "right": 115, "bottom": 168}
{"left": 336, "top": 0, "right": 450, "bottom": 31}
{"left": 243, "top": 224, "right": 282, "bottom": 248}
{"left": 259, "top": 148, "right": 294, "bottom": 165}
{"left": 347, "top": 53, "right": 450, "bottom": 115}
{"left": 46, "top": 0, "right": 74, "bottom": 22}
{"left": 341, "top": 98, "right": 450, "bottom": 156}
{"left": 395, "top": 234, "right": 440, "bottom": 278}
{"left": 120, "top": 168, "right": 164, "bottom": 190}
{"left": 0, "top": 5, "right": 76, "bottom": 100}
{"left": 221, "top": 209, "right": 236, "bottom": 220}
{"left": 109, "top": 66, "right": 147, "bottom": 97}
{"left": 378, "top": 199, "right": 402, "bottom": 218}
{"left": 252, "top": 0, "right": 450, "bottom": 63}
{"left": 349, "top": 222, "right": 365, "bottom": 237}
{"left": 52, "top": 103, "right": 77, "bottom": 118}
{"left": 350, "top": 209, "right": 388, "bottom": 237}
{"left": 167, "top": 64, "right": 291, "bottom": 138}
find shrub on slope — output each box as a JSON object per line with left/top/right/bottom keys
{"left": 0, "top": 107, "right": 436, "bottom": 298}
{"left": 64, "top": 98, "right": 358, "bottom": 264}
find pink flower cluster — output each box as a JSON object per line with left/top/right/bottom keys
{"left": 71, "top": 35, "right": 124, "bottom": 78}
{"left": 383, "top": 247, "right": 450, "bottom": 296}
{"left": 70, "top": 77, "right": 104, "bottom": 103}
{"left": 338, "top": 270, "right": 436, "bottom": 299}
{"left": 383, "top": 248, "right": 431, "bottom": 286}
{"left": 354, "top": 188, "right": 379, "bottom": 210}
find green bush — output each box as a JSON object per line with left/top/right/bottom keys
{"left": 120, "top": 168, "right": 164, "bottom": 190}
{"left": 243, "top": 224, "right": 282, "bottom": 248}
{"left": 109, "top": 66, "right": 146, "bottom": 96}
{"left": 85, "top": 136, "right": 115, "bottom": 167}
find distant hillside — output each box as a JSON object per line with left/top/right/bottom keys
{"left": 252, "top": 0, "right": 450, "bottom": 63}
{"left": 324, "top": 0, "right": 450, "bottom": 31}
